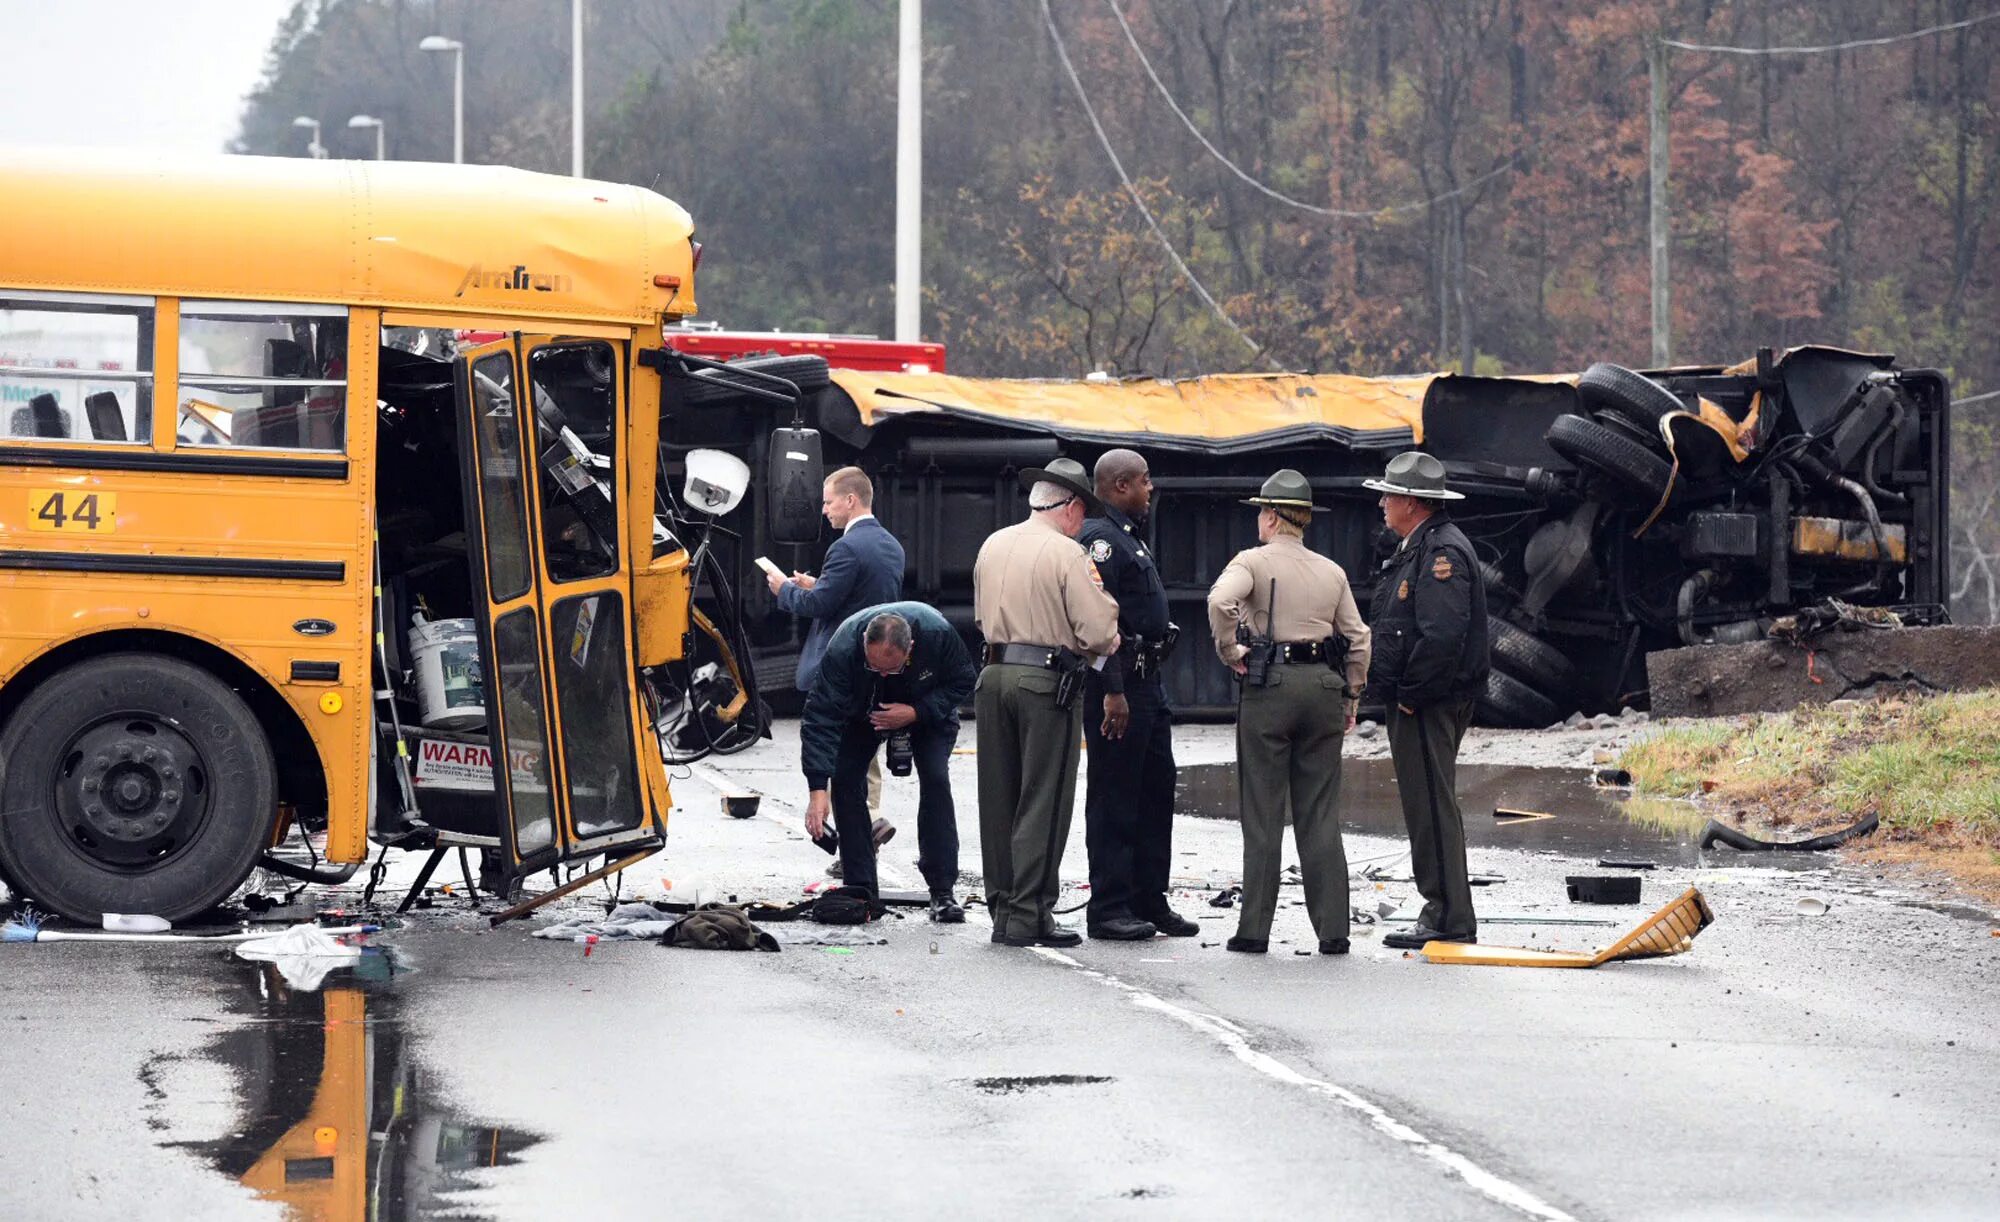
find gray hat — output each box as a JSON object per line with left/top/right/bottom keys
{"left": 1020, "top": 457, "right": 1097, "bottom": 510}
{"left": 1240, "top": 468, "right": 1328, "bottom": 513}
{"left": 1362, "top": 451, "right": 1464, "bottom": 501}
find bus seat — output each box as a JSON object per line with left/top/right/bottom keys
{"left": 15, "top": 393, "right": 70, "bottom": 438}
{"left": 84, "top": 391, "right": 126, "bottom": 441}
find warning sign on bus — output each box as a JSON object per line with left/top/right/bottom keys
{"left": 412, "top": 737, "right": 540, "bottom": 792}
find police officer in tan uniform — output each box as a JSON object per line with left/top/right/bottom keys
{"left": 1206, "top": 470, "right": 1371, "bottom": 955}
{"left": 974, "top": 458, "right": 1122, "bottom": 948}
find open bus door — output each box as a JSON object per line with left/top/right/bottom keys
{"left": 452, "top": 336, "right": 662, "bottom": 892}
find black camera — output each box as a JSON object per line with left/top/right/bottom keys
{"left": 885, "top": 728, "right": 914, "bottom": 777}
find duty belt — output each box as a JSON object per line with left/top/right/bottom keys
{"left": 1272, "top": 640, "right": 1330, "bottom": 664}
{"left": 984, "top": 642, "right": 1066, "bottom": 668}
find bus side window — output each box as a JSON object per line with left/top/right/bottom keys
{"left": 0, "top": 295, "right": 154, "bottom": 444}
{"left": 528, "top": 342, "right": 620, "bottom": 582}
{"left": 179, "top": 303, "right": 348, "bottom": 451}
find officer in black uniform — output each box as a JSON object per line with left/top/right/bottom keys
{"left": 1363, "top": 452, "right": 1491, "bottom": 950}
{"left": 1078, "top": 449, "right": 1197, "bottom": 940}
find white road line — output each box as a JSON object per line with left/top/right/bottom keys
{"left": 1030, "top": 949, "right": 1577, "bottom": 1222}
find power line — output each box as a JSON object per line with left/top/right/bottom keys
{"left": 1039, "top": 0, "right": 1277, "bottom": 369}
{"left": 1106, "top": 0, "right": 1517, "bottom": 219}
{"left": 1954, "top": 389, "right": 2000, "bottom": 407}
{"left": 1664, "top": 9, "right": 2000, "bottom": 56}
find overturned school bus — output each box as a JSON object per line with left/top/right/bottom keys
{"left": 678, "top": 350, "right": 1949, "bottom": 724}
{"left": 0, "top": 151, "right": 780, "bottom": 923}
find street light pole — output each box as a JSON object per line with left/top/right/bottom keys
{"left": 419, "top": 35, "right": 465, "bottom": 164}
{"left": 1647, "top": 36, "right": 1672, "bottom": 367}
{"left": 571, "top": 0, "right": 585, "bottom": 176}
{"left": 291, "top": 115, "right": 325, "bottom": 159}
{"left": 895, "top": 0, "right": 922, "bottom": 343}
{"left": 348, "top": 114, "right": 385, "bottom": 161}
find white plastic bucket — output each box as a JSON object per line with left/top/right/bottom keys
{"left": 408, "top": 617, "right": 486, "bottom": 731}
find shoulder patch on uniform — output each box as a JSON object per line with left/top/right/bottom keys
{"left": 1397, "top": 579, "right": 1410, "bottom": 601}
{"left": 1432, "top": 553, "right": 1454, "bottom": 581}
{"left": 1088, "top": 539, "right": 1113, "bottom": 563}
{"left": 1085, "top": 559, "right": 1105, "bottom": 588}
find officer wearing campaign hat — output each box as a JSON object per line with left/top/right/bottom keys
{"left": 1363, "top": 451, "right": 1490, "bottom": 950}
{"left": 973, "top": 456, "right": 1122, "bottom": 948}
{"left": 1205, "top": 469, "right": 1371, "bottom": 956}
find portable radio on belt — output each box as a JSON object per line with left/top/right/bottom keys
{"left": 1235, "top": 579, "right": 1278, "bottom": 687}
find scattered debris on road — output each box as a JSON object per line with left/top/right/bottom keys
{"left": 1420, "top": 887, "right": 1715, "bottom": 969}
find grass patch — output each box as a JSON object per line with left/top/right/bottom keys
{"left": 1619, "top": 691, "right": 2000, "bottom": 894}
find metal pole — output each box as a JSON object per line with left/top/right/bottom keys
{"left": 571, "top": 0, "right": 585, "bottom": 177}
{"left": 1648, "top": 36, "right": 1672, "bottom": 367}
{"left": 375, "top": 124, "right": 385, "bottom": 162}
{"left": 895, "top": 0, "right": 922, "bottom": 342}
{"left": 452, "top": 47, "right": 464, "bottom": 164}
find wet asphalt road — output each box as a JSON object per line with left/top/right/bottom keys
{"left": 3, "top": 721, "right": 1998, "bottom": 1221}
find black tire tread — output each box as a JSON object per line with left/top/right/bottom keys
{"left": 684, "top": 353, "right": 831, "bottom": 405}
{"left": 1545, "top": 413, "right": 1675, "bottom": 502}
{"left": 1487, "top": 617, "right": 1579, "bottom": 694}
{"left": 0, "top": 652, "right": 276, "bottom": 922}
{"left": 1477, "top": 669, "right": 1567, "bottom": 729}
{"left": 1578, "top": 362, "right": 1685, "bottom": 429}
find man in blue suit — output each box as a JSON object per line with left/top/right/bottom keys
{"left": 800, "top": 602, "right": 975, "bottom": 922}
{"left": 768, "top": 466, "right": 906, "bottom": 866}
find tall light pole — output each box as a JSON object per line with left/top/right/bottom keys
{"left": 571, "top": 0, "right": 585, "bottom": 176}
{"left": 291, "top": 115, "right": 325, "bottom": 159}
{"left": 419, "top": 35, "right": 464, "bottom": 164}
{"left": 347, "top": 114, "right": 385, "bottom": 161}
{"left": 894, "top": 0, "right": 921, "bottom": 343}
{"left": 1647, "top": 36, "right": 1671, "bottom": 367}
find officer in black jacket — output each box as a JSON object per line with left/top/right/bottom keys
{"left": 1362, "top": 452, "right": 1491, "bottom": 950}
{"left": 1077, "top": 449, "right": 1196, "bottom": 940}
{"left": 800, "top": 601, "right": 977, "bottom": 922}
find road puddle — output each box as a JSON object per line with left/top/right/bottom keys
{"left": 149, "top": 955, "right": 539, "bottom": 1221}
{"left": 1177, "top": 758, "right": 1817, "bottom": 869}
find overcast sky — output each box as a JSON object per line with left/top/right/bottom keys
{"left": 0, "top": 0, "right": 292, "bottom": 154}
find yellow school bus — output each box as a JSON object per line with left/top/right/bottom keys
{"left": 0, "top": 149, "right": 773, "bottom": 922}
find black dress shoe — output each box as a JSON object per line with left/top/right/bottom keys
{"left": 1382, "top": 926, "right": 1476, "bottom": 950}
{"left": 1320, "top": 938, "right": 1350, "bottom": 955}
{"left": 1087, "top": 917, "right": 1157, "bottom": 941}
{"left": 1225, "top": 935, "right": 1268, "bottom": 953}
{"left": 929, "top": 894, "right": 965, "bottom": 924}
{"left": 997, "top": 926, "right": 1083, "bottom": 948}
{"left": 1140, "top": 908, "right": 1200, "bottom": 937}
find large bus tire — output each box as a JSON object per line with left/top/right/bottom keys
{"left": 0, "top": 653, "right": 277, "bottom": 923}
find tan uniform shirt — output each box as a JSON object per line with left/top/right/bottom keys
{"left": 974, "top": 517, "right": 1121, "bottom": 657}
{"left": 1207, "top": 533, "right": 1373, "bottom": 714}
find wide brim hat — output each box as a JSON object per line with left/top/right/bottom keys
{"left": 1019, "top": 457, "right": 1098, "bottom": 510}
{"left": 1362, "top": 450, "right": 1465, "bottom": 501}
{"left": 1240, "top": 467, "right": 1328, "bottom": 513}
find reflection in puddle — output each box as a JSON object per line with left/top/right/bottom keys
{"left": 1177, "top": 758, "right": 1813, "bottom": 870}
{"left": 159, "top": 961, "right": 539, "bottom": 1221}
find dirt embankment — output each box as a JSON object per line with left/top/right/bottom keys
{"left": 1617, "top": 690, "right": 2000, "bottom": 899}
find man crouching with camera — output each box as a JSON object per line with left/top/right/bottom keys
{"left": 801, "top": 602, "right": 978, "bottom": 922}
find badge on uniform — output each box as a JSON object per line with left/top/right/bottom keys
{"left": 1086, "top": 560, "right": 1105, "bottom": 588}
{"left": 1397, "top": 579, "right": 1410, "bottom": 601}
{"left": 1089, "top": 539, "right": 1113, "bottom": 563}
{"left": 1432, "top": 554, "right": 1454, "bottom": 581}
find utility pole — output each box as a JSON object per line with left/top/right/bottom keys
{"left": 895, "top": 0, "right": 922, "bottom": 343}
{"left": 571, "top": 0, "right": 585, "bottom": 177}
{"left": 1647, "top": 35, "right": 1672, "bottom": 367}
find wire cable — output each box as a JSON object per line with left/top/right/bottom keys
{"left": 1040, "top": 0, "right": 1279, "bottom": 369}
{"left": 1664, "top": 9, "right": 1999, "bottom": 55}
{"left": 1106, "top": 0, "right": 1519, "bottom": 219}
{"left": 1952, "top": 389, "right": 1999, "bottom": 406}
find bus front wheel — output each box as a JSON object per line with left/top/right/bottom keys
{"left": 0, "top": 653, "right": 277, "bottom": 924}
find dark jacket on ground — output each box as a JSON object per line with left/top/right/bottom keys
{"left": 800, "top": 601, "right": 977, "bottom": 790}
{"left": 1366, "top": 512, "right": 1490, "bottom": 709}
{"left": 776, "top": 515, "right": 905, "bottom": 689}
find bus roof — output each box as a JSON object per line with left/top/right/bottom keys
{"left": 0, "top": 148, "right": 696, "bottom": 327}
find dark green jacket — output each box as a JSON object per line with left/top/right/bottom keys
{"left": 800, "top": 601, "right": 975, "bottom": 789}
